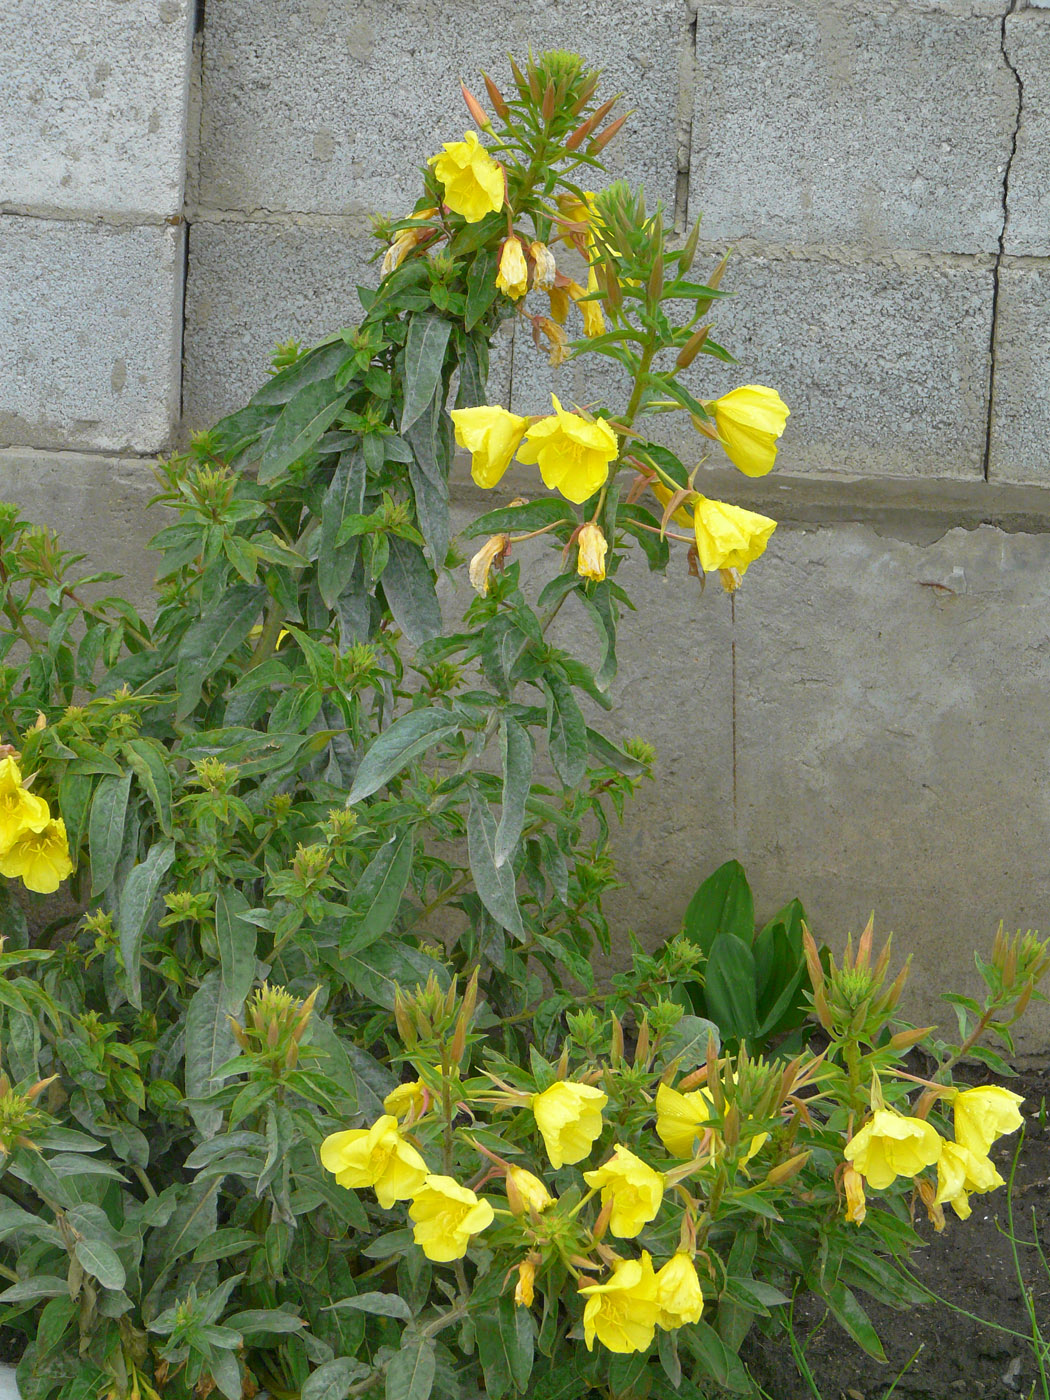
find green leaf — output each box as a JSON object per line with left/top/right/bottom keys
{"left": 386, "top": 1332, "right": 436, "bottom": 1400}
{"left": 302, "top": 1359, "right": 371, "bottom": 1400}
{"left": 124, "top": 738, "right": 173, "bottom": 835}
{"left": 0, "top": 1275, "right": 68, "bottom": 1302}
{"left": 617, "top": 501, "right": 670, "bottom": 572}
{"left": 259, "top": 379, "right": 347, "bottom": 482}
{"left": 185, "top": 970, "right": 238, "bottom": 1138}
{"left": 342, "top": 830, "right": 415, "bottom": 954}
{"left": 224, "top": 1309, "right": 305, "bottom": 1338}
{"left": 215, "top": 888, "right": 258, "bottom": 1006}
{"left": 329, "top": 1291, "right": 413, "bottom": 1320}
{"left": 468, "top": 791, "right": 524, "bottom": 939}
{"left": 87, "top": 770, "right": 132, "bottom": 898}
{"left": 73, "top": 1238, "right": 126, "bottom": 1291}
{"left": 191, "top": 1228, "right": 260, "bottom": 1264}
{"left": 400, "top": 313, "right": 452, "bottom": 435}
{"left": 659, "top": 1013, "right": 720, "bottom": 1070}
{"left": 495, "top": 718, "right": 532, "bottom": 868}
{"left": 465, "top": 247, "right": 500, "bottom": 331}
{"left": 463, "top": 498, "right": 574, "bottom": 538}
{"left": 251, "top": 340, "right": 353, "bottom": 408}
{"left": 118, "top": 840, "right": 175, "bottom": 1008}
{"left": 818, "top": 1280, "right": 886, "bottom": 1361}
{"left": 318, "top": 448, "right": 367, "bottom": 609}
{"left": 680, "top": 1320, "right": 752, "bottom": 1393}
{"left": 585, "top": 727, "right": 647, "bottom": 777}
{"left": 175, "top": 585, "right": 265, "bottom": 721}
{"left": 57, "top": 770, "right": 93, "bottom": 869}
{"left": 545, "top": 675, "right": 587, "bottom": 787}
{"left": 382, "top": 537, "right": 442, "bottom": 644}
{"left": 347, "top": 708, "right": 461, "bottom": 803}
{"left": 704, "top": 936, "right": 759, "bottom": 1042}
{"left": 682, "top": 859, "right": 754, "bottom": 956}
{"left": 337, "top": 942, "right": 449, "bottom": 1012}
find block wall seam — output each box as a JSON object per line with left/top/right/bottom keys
{"left": 674, "top": 0, "right": 699, "bottom": 232}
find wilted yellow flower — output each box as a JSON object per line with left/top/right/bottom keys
{"left": 952, "top": 1086, "right": 1025, "bottom": 1158}
{"left": 506, "top": 1165, "right": 554, "bottom": 1215}
{"left": 692, "top": 497, "right": 777, "bottom": 578}
{"left": 0, "top": 818, "right": 72, "bottom": 894}
{"left": 533, "top": 316, "right": 569, "bottom": 367}
{"left": 319, "top": 1113, "right": 428, "bottom": 1208}
{"left": 576, "top": 523, "right": 608, "bottom": 581}
{"left": 380, "top": 209, "right": 437, "bottom": 278}
{"left": 429, "top": 131, "right": 504, "bottom": 223}
{"left": 383, "top": 1079, "right": 427, "bottom": 1123}
{"left": 514, "top": 1255, "right": 537, "bottom": 1307}
{"left": 547, "top": 285, "right": 571, "bottom": 325}
{"left": 532, "top": 1080, "right": 608, "bottom": 1169}
{"left": 0, "top": 757, "right": 50, "bottom": 855}
{"left": 408, "top": 1174, "right": 494, "bottom": 1261}
{"left": 843, "top": 1110, "right": 944, "bottom": 1191}
{"left": 516, "top": 395, "right": 619, "bottom": 505}
{"left": 450, "top": 404, "right": 528, "bottom": 489}
{"left": 654, "top": 1253, "right": 704, "bottom": 1329}
{"left": 579, "top": 1253, "right": 659, "bottom": 1353}
{"left": 843, "top": 1164, "right": 867, "bottom": 1224}
{"left": 496, "top": 236, "right": 529, "bottom": 300}
{"left": 529, "top": 241, "right": 557, "bottom": 291}
{"left": 707, "top": 385, "right": 790, "bottom": 478}
{"left": 584, "top": 1145, "right": 665, "bottom": 1238}
{"left": 934, "top": 1140, "right": 1005, "bottom": 1221}
{"left": 467, "top": 534, "right": 510, "bottom": 597}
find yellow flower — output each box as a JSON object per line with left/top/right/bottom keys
{"left": 654, "top": 1081, "right": 767, "bottom": 1165}
{"left": 383, "top": 1079, "right": 427, "bottom": 1123}
{"left": 576, "top": 523, "right": 608, "bottom": 581}
{"left": 843, "top": 1164, "right": 867, "bottom": 1225}
{"left": 692, "top": 497, "right": 777, "bottom": 578}
{"left": 467, "top": 533, "right": 510, "bottom": 597}
{"left": 516, "top": 396, "right": 619, "bottom": 505}
{"left": 319, "top": 1113, "right": 428, "bottom": 1208}
{"left": 579, "top": 1253, "right": 659, "bottom": 1353}
{"left": 934, "top": 1140, "right": 1005, "bottom": 1221}
{"left": 429, "top": 131, "right": 504, "bottom": 223}
{"left": 506, "top": 1165, "right": 554, "bottom": 1216}
{"left": 654, "top": 1252, "right": 704, "bottom": 1329}
{"left": 496, "top": 236, "right": 529, "bottom": 300}
{"left": 449, "top": 404, "right": 528, "bottom": 489}
{"left": 532, "top": 1080, "right": 608, "bottom": 1169}
{"left": 707, "top": 385, "right": 790, "bottom": 478}
{"left": 583, "top": 1145, "right": 665, "bottom": 1239}
{"left": 0, "top": 817, "right": 72, "bottom": 894}
{"left": 953, "top": 1086, "right": 1025, "bottom": 1158}
{"left": 843, "top": 1109, "right": 944, "bottom": 1191}
{"left": 0, "top": 757, "right": 50, "bottom": 856}
{"left": 529, "top": 241, "right": 557, "bottom": 291}
{"left": 408, "top": 1174, "right": 494, "bottom": 1261}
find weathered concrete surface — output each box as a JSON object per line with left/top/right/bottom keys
{"left": 987, "top": 265, "right": 1050, "bottom": 485}
{"left": 0, "top": 0, "right": 194, "bottom": 218}
{"left": 0, "top": 217, "right": 184, "bottom": 455}
{"left": 1004, "top": 8, "right": 1050, "bottom": 258}
{"left": 690, "top": 1, "right": 1016, "bottom": 255}
{"left": 198, "top": 0, "right": 683, "bottom": 218}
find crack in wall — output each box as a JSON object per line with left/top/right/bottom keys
{"left": 674, "top": 0, "right": 699, "bottom": 233}
{"left": 177, "top": 0, "right": 207, "bottom": 429}
{"left": 983, "top": 0, "right": 1024, "bottom": 482}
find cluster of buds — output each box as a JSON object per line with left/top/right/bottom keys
{"left": 0, "top": 1067, "right": 55, "bottom": 1155}
{"left": 394, "top": 970, "right": 478, "bottom": 1068}
{"left": 230, "top": 983, "right": 319, "bottom": 1073}
{"left": 803, "top": 915, "right": 911, "bottom": 1045}
{"left": 985, "top": 925, "right": 1050, "bottom": 1018}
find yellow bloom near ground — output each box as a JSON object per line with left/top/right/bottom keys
{"left": 408, "top": 1174, "right": 494, "bottom": 1261}
{"left": 449, "top": 405, "right": 528, "bottom": 489}
{"left": 584, "top": 1145, "right": 665, "bottom": 1238}
{"left": 429, "top": 131, "right": 504, "bottom": 223}
{"left": 516, "top": 395, "right": 619, "bottom": 504}
{"left": 531, "top": 1080, "right": 608, "bottom": 1168}
{"left": 0, "top": 817, "right": 73, "bottom": 894}
{"left": 708, "top": 384, "right": 790, "bottom": 478}
{"left": 934, "top": 1139, "right": 1005, "bottom": 1220}
{"left": 579, "top": 1253, "right": 660, "bottom": 1353}
{"left": 692, "top": 497, "right": 777, "bottom": 577}
{"left": 319, "top": 1113, "right": 428, "bottom": 1207}
{"left": 952, "top": 1086, "right": 1024, "bottom": 1158}
{"left": 843, "top": 1109, "right": 943, "bottom": 1190}
{"left": 0, "top": 757, "right": 51, "bottom": 856}
{"left": 654, "top": 1252, "right": 704, "bottom": 1329}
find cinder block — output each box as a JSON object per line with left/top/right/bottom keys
{"left": 690, "top": 1, "right": 1016, "bottom": 254}
{"left": 1003, "top": 10, "right": 1050, "bottom": 257}
{"left": 182, "top": 218, "right": 513, "bottom": 432}
{"left": 731, "top": 519, "right": 1050, "bottom": 1052}
{"left": 0, "top": 217, "right": 184, "bottom": 455}
{"left": 198, "top": 0, "right": 683, "bottom": 219}
{"left": 987, "top": 265, "right": 1050, "bottom": 485}
{"left": 0, "top": 0, "right": 194, "bottom": 218}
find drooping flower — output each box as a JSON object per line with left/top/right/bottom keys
{"left": 707, "top": 385, "right": 790, "bottom": 478}
{"left": 383, "top": 1079, "right": 428, "bottom": 1123}
{"left": 449, "top": 404, "right": 528, "bottom": 489}
{"left": 468, "top": 534, "right": 510, "bottom": 597}
{"left": 649, "top": 479, "right": 694, "bottom": 530}
{"left": 514, "top": 1255, "right": 537, "bottom": 1307}
{"left": 531, "top": 1080, "right": 608, "bottom": 1169}
{"left": 952, "top": 1086, "right": 1025, "bottom": 1158}
{"left": 516, "top": 395, "right": 619, "bottom": 505}
{"left": 0, "top": 757, "right": 50, "bottom": 856}
{"left": 496, "top": 236, "right": 529, "bottom": 300}
{"left": 934, "top": 1140, "right": 1005, "bottom": 1220}
{"left": 570, "top": 267, "right": 606, "bottom": 338}
{"left": 408, "top": 1174, "right": 494, "bottom": 1261}
{"left": 0, "top": 818, "right": 72, "bottom": 894}
{"left": 319, "top": 1113, "right": 428, "bottom": 1207}
{"left": 654, "top": 1252, "right": 704, "bottom": 1329}
{"left": 579, "top": 1252, "right": 660, "bottom": 1353}
{"left": 583, "top": 1145, "right": 665, "bottom": 1238}
{"left": 576, "top": 523, "right": 608, "bottom": 581}
{"left": 843, "top": 1163, "right": 867, "bottom": 1225}
{"left": 529, "top": 241, "right": 557, "bottom": 291}
{"left": 506, "top": 1165, "right": 554, "bottom": 1216}
{"left": 691, "top": 497, "right": 777, "bottom": 578}
{"left": 843, "top": 1109, "right": 944, "bottom": 1191}
{"left": 380, "top": 208, "right": 437, "bottom": 278}
{"left": 429, "top": 131, "right": 504, "bottom": 223}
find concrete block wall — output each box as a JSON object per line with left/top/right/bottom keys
{"left": 5, "top": 0, "right": 1050, "bottom": 1049}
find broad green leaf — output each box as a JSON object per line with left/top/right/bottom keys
{"left": 185, "top": 971, "right": 238, "bottom": 1138}
{"left": 0, "top": 1275, "right": 68, "bottom": 1302}
{"left": 682, "top": 859, "right": 754, "bottom": 956}
{"left": 381, "top": 537, "right": 442, "bottom": 644}
{"left": 57, "top": 769, "right": 93, "bottom": 869}
{"left": 680, "top": 1319, "right": 752, "bottom": 1393}
{"left": 464, "top": 498, "right": 574, "bottom": 538}
{"left": 347, "top": 708, "right": 460, "bottom": 803}
{"left": 124, "top": 738, "right": 173, "bottom": 835}
{"left": 468, "top": 791, "right": 524, "bottom": 938}
{"left": 545, "top": 675, "right": 587, "bottom": 787}
{"left": 175, "top": 585, "right": 265, "bottom": 721}
{"left": 338, "top": 942, "right": 449, "bottom": 1011}
{"left": 578, "top": 581, "right": 617, "bottom": 690}
{"left": 259, "top": 379, "right": 347, "bottom": 482}
{"left": 224, "top": 1309, "right": 305, "bottom": 1338}
{"left": 302, "top": 1358, "right": 371, "bottom": 1400}
{"left": 495, "top": 718, "right": 532, "bottom": 868}
{"left": 73, "top": 1238, "right": 126, "bottom": 1291}
{"left": 343, "top": 830, "right": 415, "bottom": 954}
{"left": 386, "top": 1332, "right": 436, "bottom": 1400}
{"left": 818, "top": 1280, "right": 886, "bottom": 1361}
{"left": 400, "top": 313, "right": 452, "bottom": 435}
{"left": 87, "top": 770, "right": 131, "bottom": 898}
{"left": 251, "top": 340, "right": 354, "bottom": 408}
{"left": 329, "top": 1292, "right": 413, "bottom": 1320}
{"left": 658, "top": 1014, "right": 719, "bottom": 1070}
{"left": 464, "top": 247, "right": 500, "bottom": 331}
{"left": 585, "top": 727, "right": 648, "bottom": 777}
{"left": 318, "top": 448, "right": 367, "bottom": 609}
{"left": 215, "top": 888, "right": 258, "bottom": 1006}
{"left": 704, "top": 936, "right": 759, "bottom": 1042}
{"left": 118, "top": 840, "right": 175, "bottom": 1008}
{"left": 409, "top": 448, "right": 451, "bottom": 567}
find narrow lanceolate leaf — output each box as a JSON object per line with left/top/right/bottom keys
{"left": 386, "top": 1331, "right": 436, "bottom": 1400}
{"left": 494, "top": 718, "right": 532, "bottom": 868}
{"left": 215, "top": 887, "right": 258, "bottom": 1006}
{"left": 185, "top": 971, "right": 238, "bottom": 1139}
{"left": 118, "top": 840, "right": 175, "bottom": 1008}
{"left": 545, "top": 676, "right": 588, "bottom": 787}
{"left": 342, "top": 829, "right": 415, "bottom": 954}
{"left": 329, "top": 1291, "right": 414, "bottom": 1320}
{"left": 259, "top": 379, "right": 347, "bottom": 483}
{"left": 346, "top": 708, "right": 460, "bottom": 804}
{"left": 318, "top": 447, "right": 367, "bottom": 608}
{"left": 175, "top": 585, "right": 265, "bottom": 721}
{"left": 467, "top": 791, "right": 524, "bottom": 939}
{"left": 87, "top": 771, "right": 132, "bottom": 898}
{"left": 400, "top": 312, "right": 452, "bottom": 435}
{"left": 381, "top": 537, "right": 442, "bottom": 644}
{"left": 124, "top": 738, "right": 173, "bottom": 834}
{"left": 73, "top": 1238, "right": 126, "bottom": 1292}
{"left": 302, "top": 1358, "right": 371, "bottom": 1400}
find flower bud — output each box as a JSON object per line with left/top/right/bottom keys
{"left": 842, "top": 1164, "right": 866, "bottom": 1224}
{"left": 481, "top": 71, "right": 510, "bottom": 121}
{"left": 460, "top": 81, "right": 492, "bottom": 131}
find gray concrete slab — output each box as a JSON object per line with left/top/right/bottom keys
{"left": 987, "top": 264, "right": 1050, "bottom": 486}
{"left": 0, "top": 0, "right": 194, "bottom": 218}
{"left": 1003, "top": 8, "right": 1050, "bottom": 258}
{"left": 0, "top": 217, "right": 184, "bottom": 455}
